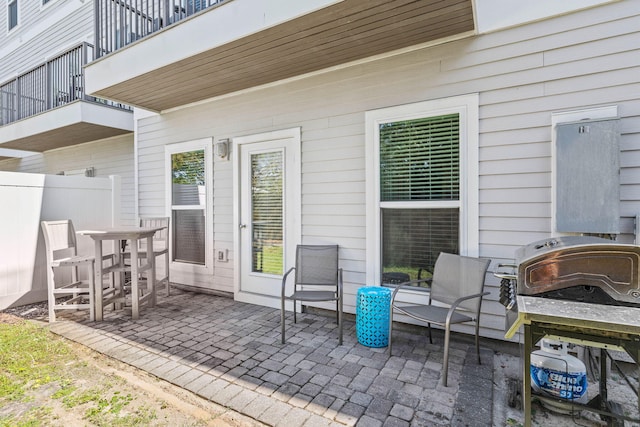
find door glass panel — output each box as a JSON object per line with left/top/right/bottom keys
{"left": 251, "top": 151, "right": 283, "bottom": 275}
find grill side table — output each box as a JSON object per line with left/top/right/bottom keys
{"left": 507, "top": 296, "right": 640, "bottom": 427}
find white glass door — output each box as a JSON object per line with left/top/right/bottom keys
{"left": 235, "top": 129, "right": 300, "bottom": 303}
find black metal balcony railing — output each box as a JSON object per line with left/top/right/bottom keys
{"left": 94, "top": 0, "right": 227, "bottom": 58}
{"left": 0, "top": 42, "right": 131, "bottom": 127}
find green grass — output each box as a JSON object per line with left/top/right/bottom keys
{"left": 0, "top": 321, "right": 69, "bottom": 401}
{"left": 0, "top": 406, "right": 53, "bottom": 427}
{"left": 0, "top": 319, "right": 159, "bottom": 426}
{"left": 258, "top": 244, "right": 283, "bottom": 275}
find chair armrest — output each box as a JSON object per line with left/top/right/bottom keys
{"left": 281, "top": 267, "right": 295, "bottom": 298}
{"left": 445, "top": 291, "right": 490, "bottom": 323}
{"left": 337, "top": 268, "right": 343, "bottom": 299}
{"left": 390, "top": 279, "right": 432, "bottom": 302}
{"left": 100, "top": 253, "right": 116, "bottom": 265}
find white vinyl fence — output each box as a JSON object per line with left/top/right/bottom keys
{"left": 0, "top": 172, "right": 120, "bottom": 309}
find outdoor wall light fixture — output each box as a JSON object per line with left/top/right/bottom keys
{"left": 216, "top": 139, "right": 229, "bottom": 160}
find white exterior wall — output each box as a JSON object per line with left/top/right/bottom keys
{"left": 0, "top": 172, "right": 119, "bottom": 309}
{"left": 0, "top": 134, "right": 136, "bottom": 226}
{"left": 135, "top": 0, "right": 640, "bottom": 340}
{"left": 1, "top": 0, "right": 93, "bottom": 82}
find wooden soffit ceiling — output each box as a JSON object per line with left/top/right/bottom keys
{"left": 0, "top": 122, "right": 132, "bottom": 152}
{"left": 96, "top": 0, "right": 474, "bottom": 111}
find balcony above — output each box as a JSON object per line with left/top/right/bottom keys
{"left": 86, "top": 0, "right": 475, "bottom": 112}
{"left": 0, "top": 101, "right": 133, "bottom": 152}
{"left": 0, "top": 43, "right": 133, "bottom": 153}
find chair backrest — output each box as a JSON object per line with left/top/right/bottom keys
{"left": 430, "top": 252, "right": 490, "bottom": 312}
{"left": 139, "top": 217, "right": 170, "bottom": 250}
{"left": 41, "top": 220, "right": 79, "bottom": 262}
{"left": 294, "top": 245, "right": 339, "bottom": 286}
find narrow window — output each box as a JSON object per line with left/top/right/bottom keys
{"left": 170, "top": 149, "right": 206, "bottom": 264}
{"left": 8, "top": 0, "right": 18, "bottom": 31}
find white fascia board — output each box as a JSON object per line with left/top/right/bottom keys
{"left": 0, "top": 102, "right": 133, "bottom": 143}
{"left": 79, "top": 102, "right": 134, "bottom": 131}
{"left": 0, "top": 148, "right": 39, "bottom": 158}
{"left": 85, "top": 0, "right": 344, "bottom": 95}
{"left": 474, "top": 0, "right": 618, "bottom": 33}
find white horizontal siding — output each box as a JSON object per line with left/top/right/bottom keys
{"left": 135, "top": 0, "right": 640, "bottom": 341}
{"left": 1, "top": 1, "right": 92, "bottom": 83}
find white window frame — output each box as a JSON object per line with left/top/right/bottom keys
{"left": 164, "top": 138, "right": 214, "bottom": 276}
{"left": 365, "top": 94, "right": 480, "bottom": 286}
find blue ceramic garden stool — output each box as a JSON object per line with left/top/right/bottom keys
{"left": 356, "top": 286, "right": 392, "bottom": 347}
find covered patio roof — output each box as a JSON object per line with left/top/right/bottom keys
{"left": 85, "top": 0, "right": 475, "bottom": 112}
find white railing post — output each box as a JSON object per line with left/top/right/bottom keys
{"left": 46, "top": 58, "right": 52, "bottom": 109}
{"left": 15, "top": 76, "right": 21, "bottom": 121}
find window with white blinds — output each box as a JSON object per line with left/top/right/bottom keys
{"left": 366, "top": 95, "right": 479, "bottom": 287}
{"left": 378, "top": 114, "right": 461, "bottom": 286}
{"left": 170, "top": 149, "right": 205, "bottom": 264}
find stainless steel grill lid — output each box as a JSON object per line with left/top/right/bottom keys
{"left": 515, "top": 236, "right": 640, "bottom": 306}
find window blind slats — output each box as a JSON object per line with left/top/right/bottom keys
{"left": 380, "top": 113, "right": 459, "bottom": 202}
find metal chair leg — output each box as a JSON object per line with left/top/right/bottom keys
{"left": 281, "top": 298, "right": 286, "bottom": 344}
{"left": 338, "top": 299, "right": 343, "bottom": 345}
{"left": 388, "top": 307, "right": 394, "bottom": 355}
{"left": 475, "top": 321, "right": 481, "bottom": 364}
{"left": 443, "top": 326, "right": 451, "bottom": 387}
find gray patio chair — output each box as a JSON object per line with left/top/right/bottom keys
{"left": 122, "top": 217, "right": 171, "bottom": 296}
{"left": 41, "top": 220, "right": 113, "bottom": 322}
{"left": 281, "top": 245, "right": 343, "bottom": 345}
{"left": 389, "top": 252, "right": 491, "bottom": 386}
